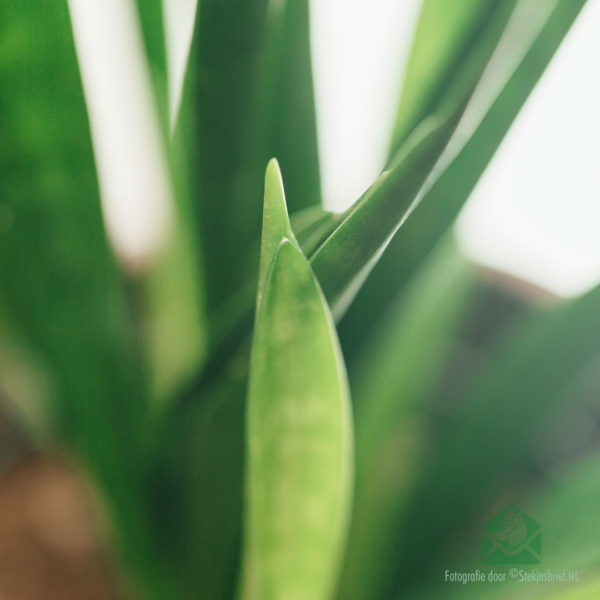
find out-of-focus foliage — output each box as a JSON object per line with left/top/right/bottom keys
{"left": 0, "top": 0, "right": 596, "bottom": 599}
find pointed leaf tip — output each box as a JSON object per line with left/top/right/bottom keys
{"left": 258, "top": 159, "right": 296, "bottom": 305}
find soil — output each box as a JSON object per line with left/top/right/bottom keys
{"left": 0, "top": 454, "right": 122, "bottom": 600}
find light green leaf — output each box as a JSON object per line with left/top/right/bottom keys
{"left": 257, "top": 159, "right": 295, "bottom": 300}
{"left": 243, "top": 165, "right": 353, "bottom": 600}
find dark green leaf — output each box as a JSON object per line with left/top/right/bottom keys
{"left": 340, "top": 0, "right": 587, "bottom": 361}
{"left": 394, "top": 282, "right": 600, "bottom": 595}
{"left": 338, "top": 240, "right": 477, "bottom": 599}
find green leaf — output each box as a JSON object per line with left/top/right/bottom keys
{"left": 148, "top": 372, "right": 247, "bottom": 600}
{"left": 243, "top": 165, "right": 353, "bottom": 600}
{"left": 135, "top": 0, "right": 169, "bottom": 123}
{"left": 423, "top": 450, "right": 600, "bottom": 600}
{"left": 190, "top": 0, "right": 270, "bottom": 314}
{"left": 249, "top": 0, "right": 322, "bottom": 213}
{"left": 338, "top": 240, "right": 477, "bottom": 599}
{"left": 310, "top": 116, "right": 459, "bottom": 320}
{"left": 257, "top": 159, "right": 295, "bottom": 299}
{"left": 192, "top": 0, "right": 322, "bottom": 319}
{"left": 0, "top": 0, "right": 142, "bottom": 486}
{"left": 340, "top": 0, "right": 587, "bottom": 361}
{"left": 130, "top": 0, "right": 208, "bottom": 403}
{"left": 393, "top": 282, "right": 600, "bottom": 595}
{"left": 0, "top": 3, "right": 175, "bottom": 594}
{"left": 309, "top": 0, "right": 518, "bottom": 320}
{"left": 390, "top": 0, "right": 501, "bottom": 152}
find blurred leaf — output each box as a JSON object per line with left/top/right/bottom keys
{"left": 191, "top": 0, "right": 269, "bottom": 314}
{"left": 135, "top": 0, "right": 168, "bottom": 120}
{"left": 0, "top": 0, "right": 142, "bottom": 490}
{"left": 292, "top": 207, "right": 339, "bottom": 256}
{"left": 242, "top": 164, "right": 353, "bottom": 600}
{"left": 338, "top": 240, "right": 477, "bottom": 599}
{"left": 132, "top": 0, "right": 208, "bottom": 403}
{"left": 422, "top": 450, "right": 600, "bottom": 600}
{"left": 148, "top": 370, "right": 247, "bottom": 600}
{"left": 192, "top": 0, "right": 322, "bottom": 322}
{"left": 393, "top": 283, "right": 600, "bottom": 595}
{"left": 249, "top": 0, "right": 322, "bottom": 213}
{"left": 390, "top": 0, "right": 500, "bottom": 152}
{"left": 161, "top": 0, "right": 200, "bottom": 129}
{"left": 0, "top": 2, "right": 175, "bottom": 593}
{"left": 340, "top": 0, "right": 587, "bottom": 362}
{"left": 144, "top": 225, "right": 207, "bottom": 403}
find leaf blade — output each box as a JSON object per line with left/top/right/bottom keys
{"left": 339, "top": 0, "right": 587, "bottom": 359}
{"left": 244, "top": 166, "right": 352, "bottom": 599}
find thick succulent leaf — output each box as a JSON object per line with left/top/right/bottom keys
{"left": 147, "top": 371, "right": 247, "bottom": 600}
{"left": 249, "top": 0, "right": 322, "bottom": 213}
{"left": 0, "top": 0, "right": 140, "bottom": 481}
{"left": 172, "top": 201, "right": 339, "bottom": 405}
{"left": 192, "top": 0, "right": 322, "bottom": 318}
{"left": 390, "top": 0, "right": 500, "bottom": 152}
{"left": 191, "top": 0, "right": 269, "bottom": 314}
{"left": 338, "top": 240, "right": 477, "bottom": 599}
{"left": 310, "top": 117, "right": 459, "bottom": 320}
{"left": 0, "top": 3, "right": 175, "bottom": 591}
{"left": 69, "top": 0, "right": 206, "bottom": 403}
{"left": 392, "top": 282, "right": 600, "bottom": 595}
{"left": 244, "top": 240, "right": 353, "bottom": 600}
{"left": 309, "top": 0, "right": 518, "bottom": 320}
{"left": 340, "top": 0, "right": 587, "bottom": 361}
{"left": 257, "top": 159, "right": 295, "bottom": 299}
{"left": 243, "top": 165, "right": 352, "bottom": 599}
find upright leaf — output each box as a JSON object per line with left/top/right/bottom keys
{"left": 390, "top": 0, "right": 499, "bottom": 152}
{"left": 341, "top": 0, "right": 587, "bottom": 361}
{"left": 393, "top": 282, "right": 600, "bottom": 595}
{"left": 338, "top": 240, "right": 477, "bottom": 599}
{"left": 309, "top": 0, "right": 518, "bottom": 319}
{"left": 192, "top": 0, "right": 322, "bottom": 322}
{"left": 243, "top": 162, "right": 353, "bottom": 600}
{"left": 0, "top": 3, "right": 173, "bottom": 593}
{"left": 249, "top": 0, "right": 322, "bottom": 213}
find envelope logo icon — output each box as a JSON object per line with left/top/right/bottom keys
{"left": 482, "top": 505, "right": 540, "bottom": 564}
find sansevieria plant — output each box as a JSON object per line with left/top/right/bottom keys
{"left": 1, "top": 0, "right": 599, "bottom": 599}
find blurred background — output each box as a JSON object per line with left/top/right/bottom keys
{"left": 1, "top": 0, "right": 599, "bottom": 598}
